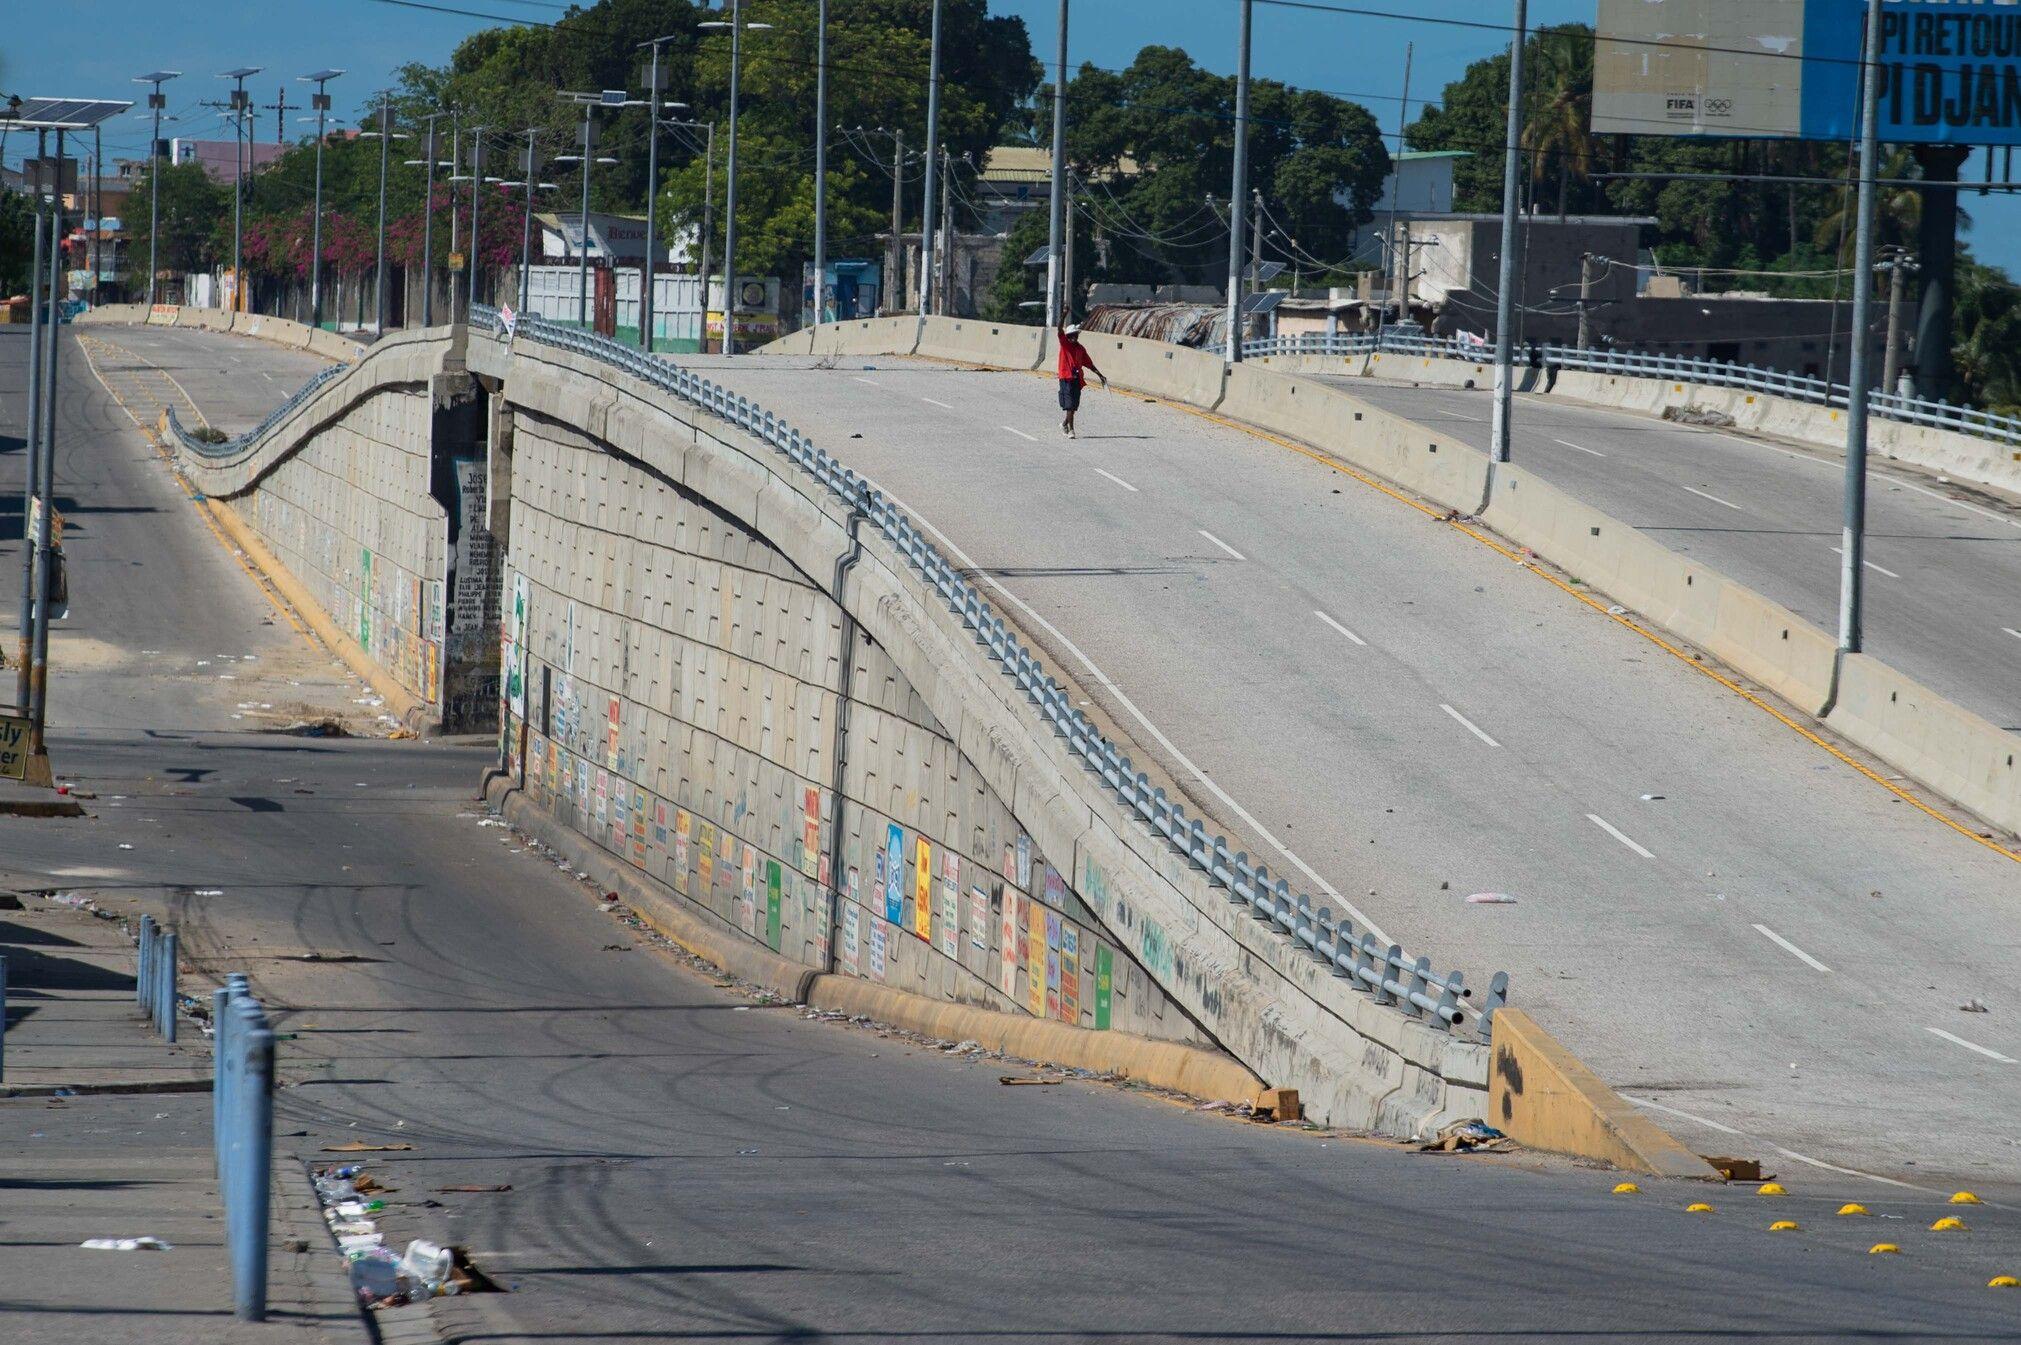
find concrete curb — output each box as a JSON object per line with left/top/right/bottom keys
{"left": 481, "top": 773, "right": 1270, "bottom": 1106}
{"left": 1488, "top": 1008, "right": 1719, "bottom": 1179}
{"left": 193, "top": 483, "right": 432, "bottom": 736}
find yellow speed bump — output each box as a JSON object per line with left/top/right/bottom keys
{"left": 1931, "top": 1217, "right": 1968, "bottom": 1232}
{"left": 1950, "top": 1191, "right": 1984, "bottom": 1205}
{"left": 1837, "top": 1203, "right": 1871, "bottom": 1217}
{"left": 1769, "top": 1220, "right": 1801, "bottom": 1232}
{"left": 1869, "top": 1243, "right": 1901, "bottom": 1255}
{"left": 1757, "top": 1182, "right": 1789, "bottom": 1196}
{"left": 1612, "top": 1182, "right": 1641, "bottom": 1195}
{"left": 1685, "top": 1202, "right": 1715, "bottom": 1214}
{"left": 1989, "top": 1276, "right": 2019, "bottom": 1289}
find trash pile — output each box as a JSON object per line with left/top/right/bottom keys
{"left": 311, "top": 1163, "right": 473, "bottom": 1309}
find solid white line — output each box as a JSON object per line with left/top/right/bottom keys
{"left": 2002, "top": 627, "right": 2021, "bottom": 641}
{"left": 1002, "top": 425, "right": 1038, "bottom": 442}
{"left": 1829, "top": 546, "right": 1901, "bottom": 579}
{"left": 1682, "top": 484, "right": 1744, "bottom": 512}
{"left": 1751, "top": 923, "right": 1832, "bottom": 973}
{"left": 1626, "top": 1097, "right": 1934, "bottom": 1192}
{"left": 1554, "top": 438, "right": 1607, "bottom": 457}
{"left": 1439, "top": 703, "right": 1501, "bottom": 747}
{"left": 1313, "top": 609, "right": 1367, "bottom": 646}
{"left": 1927, "top": 1027, "right": 2018, "bottom": 1063}
{"left": 1586, "top": 812, "right": 1654, "bottom": 858}
{"left": 852, "top": 375, "right": 880, "bottom": 385}
{"left": 856, "top": 476, "right": 1394, "bottom": 949}
{"left": 922, "top": 397, "right": 954, "bottom": 409}
{"left": 1709, "top": 429, "right": 2021, "bottom": 531}
{"left": 1198, "top": 529, "right": 1246, "bottom": 561}
{"left": 1093, "top": 467, "right": 1139, "bottom": 493}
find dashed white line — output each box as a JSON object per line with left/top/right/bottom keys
{"left": 1751, "top": 924, "right": 1832, "bottom": 973}
{"left": 1435, "top": 409, "right": 1483, "bottom": 422}
{"left": 1002, "top": 425, "right": 1038, "bottom": 441}
{"left": 1093, "top": 467, "right": 1139, "bottom": 493}
{"left": 852, "top": 376, "right": 881, "bottom": 385}
{"left": 1313, "top": 609, "right": 1367, "bottom": 646}
{"left": 1927, "top": 1027, "right": 2017, "bottom": 1063}
{"left": 1198, "top": 529, "right": 1246, "bottom": 561}
{"left": 1829, "top": 546, "right": 1901, "bottom": 579}
{"left": 1627, "top": 1096, "right": 1932, "bottom": 1192}
{"left": 1553, "top": 438, "right": 1608, "bottom": 458}
{"left": 1682, "top": 484, "right": 1744, "bottom": 512}
{"left": 2002, "top": 627, "right": 2021, "bottom": 641}
{"left": 921, "top": 397, "right": 954, "bottom": 409}
{"left": 1586, "top": 812, "right": 1654, "bottom": 858}
{"left": 1439, "top": 703, "right": 1500, "bottom": 747}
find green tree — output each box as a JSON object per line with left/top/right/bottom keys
{"left": 0, "top": 189, "right": 32, "bottom": 296}
{"left": 121, "top": 160, "right": 232, "bottom": 286}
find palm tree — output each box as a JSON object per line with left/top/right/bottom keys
{"left": 1812, "top": 149, "right": 1931, "bottom": 266}
{"left": 1522, "top": 27, "right": 1596, "bottom": 219}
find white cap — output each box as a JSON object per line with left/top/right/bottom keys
{"left": 1063, "top": 323, "right": 1081, "bottom": 335}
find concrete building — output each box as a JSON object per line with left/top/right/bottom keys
{"left": 169, "top": 138, "right": 285, "bottom": 183}
{"left": 1343, "top": 149, "right": 1467, "bottom": 270}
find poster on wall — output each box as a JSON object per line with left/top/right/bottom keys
{"left": 884, "top": 824, "right": 905, "bottom": 923}
{"left": 1015, "top": 834, "right": 1032, "bottom": 890}
{"left": 912, "top": 838, "right": 933, "bottom": 941}
{"left": 969, "top": 887, "right": 990, "bottom": 955}
{"left": 696, "top": 821, "right": 716, "bottom": 893}
{"left": 1045, "top": 910, "right": 1063, "bottom": 1020}
{"left": 675, "top": 810, "right": 692, "bottom": 893}
{"left": 740, "top": 844, "right": 760, "bottom": 935}
{"left": 1026, "top": 901, "right": 1047, "bottom": 1017}
{"left": 1060, "top": 925, "right": 1080, "bottom": 1022}
{"left": 998, "top": 888, "right": 1021, "bottom": 998}
{"left": 870, "top": 921, "right": 888, "bottom": 980}
{"left": 801, "top": 788, "right": 821, "bottom": 880}
{"left": 1095, "top": 945, "right": 1114, "bottom": 1030}
{"left": 936, "top": 852, "right": 961, "bottom": 959}
{"left": 843, "top": 903, "right": 861, "bottom": 974}
{"left": 765, "top": 860, "right": 783, "bottom": 951}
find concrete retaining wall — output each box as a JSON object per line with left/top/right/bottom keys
{"left": 76, "top": 304, "right": 367, "bottom": 361}
{"left": 472, "top": 325, "right": 1495, "bottom": 1135}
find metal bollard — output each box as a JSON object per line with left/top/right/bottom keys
{"left": 137, "top": 915, "right": 155, "bottom": 1013}
{"left": 1, "top": 952, "right": 8, "bottom": 1082}
{"left": 212, "top": 985, "right": 232, "bottom": 1169}
{"left": 157, "top": 932, "right": 178, "bottom": 1043}
{"left": 230, "top": 998, "right": 274, "bottom": 1321}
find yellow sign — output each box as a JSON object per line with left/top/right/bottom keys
{"left": 913, "top": 838, "right": 933, "bottom": 939}
{"left": 0, "top": 714, "right": 29, "bottom": 780}
{"left": 448, "top": 252, "right": 466, "bottom": 269}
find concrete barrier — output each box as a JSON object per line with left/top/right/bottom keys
{"left": 74, "top": 303, "right": 148, "bottom": 325}
{"left": 798, "top": 315, "right": 918, "bottom": 358}
{"left": 913, "top": 316, "right": 1048, "bottom": 371}
{"left": 1825, "top": 654, "right": 2021, "bottom": 836}
{"left": 1489, "top": 1008, "right": 1718, "bottom": 1179}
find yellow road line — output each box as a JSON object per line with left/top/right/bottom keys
{"left": 916, "top": 354, "right": 2021, "bottom": 865}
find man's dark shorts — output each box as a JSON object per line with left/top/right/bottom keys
{"left": 1057, "top": 379, "right": 1083, "bottom": 412}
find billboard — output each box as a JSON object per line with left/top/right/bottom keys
{"left": 1593, "top": 0, "right": 2021, "bottom": 145}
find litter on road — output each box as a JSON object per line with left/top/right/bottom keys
{"left": 81, "top": 1236, "right": 172, "bottom": 1251}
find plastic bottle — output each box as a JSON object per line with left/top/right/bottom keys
{"left": 401, "top": 1240, "right": 454, "bottom": 1296}
{"left": 347, "top": 1247, "right": 413, "bottom": 1306}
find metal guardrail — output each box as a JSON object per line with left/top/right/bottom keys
{"left": 1240, "top": 328, "right": 2021, "bottom": 449}
{"left": 214, "top": 974, "right": 275, "bottom": 1321}
{"left": 163, "top": 361, "right": 349, "bottom": 459}
{"left": 474, "top": 303, "right": 1506, "bottom": 1038}
{"left": 136, "top": 913, "right": 179, "bottom": 1043}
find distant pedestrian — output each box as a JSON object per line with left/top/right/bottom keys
{"left": 1056, "top": 322, "right": 1107, "bottom": 439}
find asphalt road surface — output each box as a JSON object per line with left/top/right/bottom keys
{"left": 698, "top": 354, "right": 2021, "bottom": 1192}
{"left": 3, "top": 321, "right": 2020, "bottom": 1340}
{"left": 1319, "top": 372, "right": 2021, "bottom": 736}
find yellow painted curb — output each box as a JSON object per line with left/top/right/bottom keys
{"left": 1488, "top": 1008, "right": 1720, "bottom": 1179}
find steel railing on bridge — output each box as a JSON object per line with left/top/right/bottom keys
{"left": 473, "top": 302, "right": 1506, "bottom": 1038}
{"left": 162, "top": 362, "right": 350, "bottom": 459}
{"left": 1239, "top": 329, "right": 2021, "bottom": 449}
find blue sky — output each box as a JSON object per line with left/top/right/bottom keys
{"left": 7, "top": 0, "right": 2020, "bottom": 273}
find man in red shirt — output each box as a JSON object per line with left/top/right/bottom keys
{"left": 1056, "top": 322, "right": 1107, "bottom": 439}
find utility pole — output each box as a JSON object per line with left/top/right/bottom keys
{"left": 301, "top": 71, "right": 342, "bottom": 330}
{"left": 940, "top": 148, "right": 954, "bottom": 315}
{"left": 219, "top": 68, "right": 262, "bottom": 312}
{"left": 1488, "top": 0, "right": 1528, "bottom": 464}
{"left": 1576, "top": 251, "right": 1597, "bottom": 349}
{"left": 466, "top": 131, "right": 486, "bottom": 310}
{"left": 448, "top": 118, "right": 462, "bottom": 322}
{"left": 405, "top": 110, "right": 447, "bottom": 326}
{"left": 1880, "top": 248, "right": 1916, "bottom": 397}
{"left": 889, "top": 128, "right": 904, "bottom": 314}
{"left": 1837, "top": 0, "right": 1887, "bottom": 659}
{"left": 91, "top": 126, "right": 103, "bottom": 308}
{"left": 17, "top": 128, "right": 47, "bottom": 710}
{"left": 370, "top": 95, "right": 393, "bottom": 332}
{"left": 1224, "top": 0, "right": 1252, "bottom": 362}
{"left": 134, "top": 72, "right": 180, "bottom": 311}
{"left": 918, "top": 0, "right": 944, "bottom": 315}
{"left": 813, "top": 0, "right": 830, "bottom": 327}
{"left": 701, "top": 3, "right": 770, "bottom": 355}
{"left": 27, "top": 127, "right": 67, "bottom": 762}
{"left": 1250, "top": 189, "right": 1263, "bottom": 303}
{"left": 1378, "top": 42, "right": 1412, "bottom": 342}
{"left": 517, "top": 129, "right": 545, "bottom": 312}
{"left": 263, "top": 85, "right": 294, "bottom": 144}
{"left": 1044, "top": 0, "right": 1069, "bottom": 328}
{"left": 1063, "top": 167, "right": 1077, "bottom": 316}
{"left": 638, "top": 35, "right": 680, "bottom": 351}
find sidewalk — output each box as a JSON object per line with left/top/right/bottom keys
{"left": 0, "top": 891, "right": 365, "bottom": 1344}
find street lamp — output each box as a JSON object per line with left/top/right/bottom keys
{"left": 219, "top": 67, "right": 262, "bottom": 312}
{"left": 556, "top": 90, "right": 644, "bottom": 329}
{"left": 500, "top": 130, "right": 558, "bottom": 314}
{"left": 358, "top": 96, "right": 408, "bottom": 333}
{"left": 664, "top": 117, "right": 717, "bottom": 339}
{"left": 298, "top": 69, "right": 343, "bottom": 329}
{"left": 404, "top": 111, "right": 453, "bottom": 325}
{"left": 1044, "top": 2, "right": 1067, "bottom": 328}
{"left": 699, "top": 7, "right": 774, "bottom": 355}
{"left": 132, "top": 72, "right": 181, "bottom": 310}
{"left": 918, "top": 0, "right": 943, "bottom": 316}
{"left": 814, "top": 0, "right": 830, "bottom": 327}
{"left": 636, "top": 34, "right": 693, "bottom": 352}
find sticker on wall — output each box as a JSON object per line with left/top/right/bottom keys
{"left": 1094, "top": 945, "right": 1114, "bottom": 1030}
{"left": 884, "top": 824, "right": 904, "bottom": 924}
{"left": 842, "top": 902, "right": 861, "bottom": 974}
{"left": 1060, "top": 925, "right": 1080, "bottom": 1022}
{"left": 765, "top": 860, "right": 782, "bottom": 951}
{"left": 912, "top": 838, "right": 933, "bottom": 941}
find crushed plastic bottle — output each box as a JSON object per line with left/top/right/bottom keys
{"left": 401, "top": 1240, "right": 455, "bottom": 1297}
{"left": 348, "top": 1247, "right": 414, "bottom": 1307}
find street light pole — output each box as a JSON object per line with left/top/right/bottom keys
{"left": 1488, "top": 0, "right": 1529, "bottom": 464}
{"left": 723, "top": 1, "right": 747, "bottom": 353}
{"left": 467, "top": 129, "right": 486, "bottom": 309}
{"left": 642, "top": 41, "right": 665, "bottom": 350}
{"left": 371, "top": 94, "right": 393, "bottom": 332}
{"left": 519, "top": 130, "right": 544, "bottom": 310}
{"left": 1045, "top": 0, "right": 1068, "bottom": 328}
{"left": 134, "top": 71, "right": 180, "bottom": 311}
{"left": 1837, "top": 0, "right": 1888, "bottom": 659}
{"left": 813, "top": 0, "right": 830, "bottom": 327}
{"left": 27, "top": 128, "right": 67, "bottom": 757}
{"left": 1224, "top": 0, "right": 1252, "bottom": 362}
{"left": 300, "top": 70, "right": 342, "bottom": 330}
{"left": 577, "top": 103, "right": 593, "bottom": 326}
{"left": 220, "top": 68, "right": 262, "bottom": 312}
{"left": 16, "top": 129, "right": 47, "bottom": 710}
{"left": 409, "top": 112, "right": 448, "bottom": 326}
{"left": 918, "top": 0, "right": 944, "bottom": 316}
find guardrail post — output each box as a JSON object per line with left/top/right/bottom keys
{"left": 157, "top": 931, "right": 178, "bottom": 1043}
{"left": 230, "top": 998, "right": 273, "bottom": 1321}
{"left": 137, "top": 915, "right": 155, "bottom": 1012}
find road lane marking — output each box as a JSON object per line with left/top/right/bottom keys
{"left": 852, "top": 376, "right": 880, "bottom": 385}
{"left": 1628, "top": 1096, "right": 1933, "bottom": 1192}
{"left": 1093, "top": 468, "right": 1139, "bottom": 493}
{"left": 1313, "top": 609, "right": 1366, "bottom": 646}
{"left": 1198, "top": 529, "right": 1246, "bottom": 560}
{"left": 1439, "top": 703, "right": 1500, "bottom": 747}
{"left": 2003, "top": 627, "right": 2021, "bottom": 641}
{"left": 1002, "top": 425, "right": 1037, "bottom": 441}
{"left": 1682, "top": 485, "right": 1744, "bottom": 511}
{"left": 1752, "top": 924, "right": 1832, "bottom": 973}
{"left": 1829, "top": 546, "right": 1901, "bottom": 579}
{"left": 1554, "top": 438, "right": 1607, "bottom": 457}
{"left": 921, "top": 396, "right": 954, "bottom": 409}
{"left": 1434, "top": 409, "right": 1482, "bottom": 422}
{"left": 1586, "top": 812, "right": 1654, "bottom": 858}
{"left": 857, "top": 472, "right": 1395, "bottom": 948}
{"left": 1927, "top": 1027, "right": 2017, "bottom": 1063}
{"left": 1709, "top": 429, "right": 2021, "bottom": 531}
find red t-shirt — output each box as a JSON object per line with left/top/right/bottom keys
{"left": 1057, "top": 331, "right": 1096, "bottom": 385}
